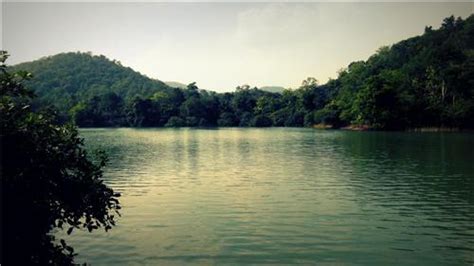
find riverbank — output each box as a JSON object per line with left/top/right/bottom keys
{"left": 312, "top": 124, "right": 373, "bottom": 131}
{"left": 78, "top": 124, "right": 473, "bottom": 132}
{"left": 407, "top": 127, "right": 462, "bottom": 132}
{"left": 312, "top": 124, "right": 470, "bottom": 132}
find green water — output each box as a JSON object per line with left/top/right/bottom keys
{"left": 66, "top": 128, "right": 474, "bottom": 265}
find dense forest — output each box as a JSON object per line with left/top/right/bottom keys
{"left": 13, "top": 15, "right": 474, "bottom": 130}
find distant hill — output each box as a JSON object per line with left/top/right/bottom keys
{"left": 13, "top": 52, "right": 172, "bottom": 111}
{"left": 165, "top": 81, "right": 188, "bottom": 89}
{"left": 259, "top": 86, "right": 285, "bottom": 93}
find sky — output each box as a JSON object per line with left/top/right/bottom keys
{"left": 2, "top": 2, "right": 473, "bottom": 91}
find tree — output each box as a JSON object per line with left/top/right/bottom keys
{"left": 217, "top": 112, "right": 238, "bottom": 127}
{"left": 301, "top": 77, "right": 318, "bottom": 87}
{"left": 126, "top": 97, "right": 160, "bottom": 127}
{"left": 314, "top": 101, "right": 341, "bottom": 126}
{"left": 180, "top": 96, "right": 205, "bottom": 126}
{"left": 252, "top": 114, "right": 273, "bottom": 127}
{"left": 0, "top": 51, "right": 121, "bottom": 265}
{"left": 68, "top": 93, "right": 126, "bottom": 127}
{"left": 165, "top": 116, "right": 186, "bottom": 127}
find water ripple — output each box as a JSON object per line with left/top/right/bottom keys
{"left": 60, "top": 128, "right": 474, "bottom": 265}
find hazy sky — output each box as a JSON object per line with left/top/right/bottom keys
{"left": 2, "top": 2, "right": 473, "bottom": 91}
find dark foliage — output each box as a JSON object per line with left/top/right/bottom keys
{"left": 1, "top": 51, "right": 121, "bottom": 265}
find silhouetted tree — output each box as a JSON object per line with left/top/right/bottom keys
{"left": 1, "top": 51, "right": 121, "bottom": 265}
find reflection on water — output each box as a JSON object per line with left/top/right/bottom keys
{"left": 64, "top": 128, "right": 474, "bottom": 265}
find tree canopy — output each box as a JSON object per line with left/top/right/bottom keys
{"left": 12, "top": 15, "right": 474, "bottom": 130}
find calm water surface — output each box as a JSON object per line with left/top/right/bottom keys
{"left": 65, "top": 128, "right": 474, "bottom": 265}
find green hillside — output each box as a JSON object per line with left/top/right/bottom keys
{"left": 317, "top": 15, "right": 474, "bottom": 129}
{"left": 13, "top": 52, "right": 172, "bottom": 113}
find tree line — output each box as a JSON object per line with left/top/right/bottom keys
{"left": 16, "top": 15, "right": 474, "bottom": 130}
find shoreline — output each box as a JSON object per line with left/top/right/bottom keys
{"left": 78, "top": 125, "right": 473, "bottom": 132}
{"left": 312, "top": 124, "right": 471, "bottom": 132}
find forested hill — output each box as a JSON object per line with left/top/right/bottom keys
{"left": 13, "top": 52, "right": 172, "bottom": 113}
{"left": 319, "top": 14, "right": 474, "bottom": 130}
{"left": 12, "top": 15, "right": 474, "bottom": 129}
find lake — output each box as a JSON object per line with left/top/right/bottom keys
{"left": 64, "top": 128, "right": 474, "bottom": 265}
